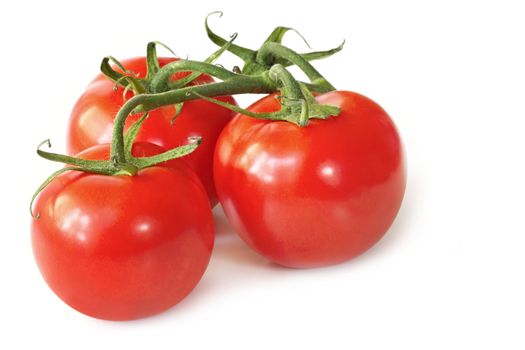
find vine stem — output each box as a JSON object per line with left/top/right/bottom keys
{"left": 257, "top": 42, "right": 336, "bottom": 92}
{"left": 150, "top": 60, "right": 239, "bottom": 93}
{"left": 110, "top": 72, "right": 278, "bottom": 162}
{"left": 268, "top": 64, "right": 303, "bottom": 100}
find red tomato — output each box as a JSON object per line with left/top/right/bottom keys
{"left": 214, "top": 91, "right": 406, "bottom": 268}
{"left": 67, "top": 57, "right": 237, "bottom": 206}
{"left": 31, "top": 143, "right": 214, "bottom": 320}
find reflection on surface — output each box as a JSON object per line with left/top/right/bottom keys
{"left": 321, "top": 165, "right": 334, "bottom": 176}
{"left": 56, "top": 195, "right": 91, "bottom": 244}
{"left": 318, "top": 162, "right": 341, "bottom": 187}
{"left": 136, "top": 222, "right": 150, "bottom": 233}
{"left": 78, "top": 105, "right": 113, "bottom": 144}
{"left": 239, "top": 143, "right": 298, "bottom": 184}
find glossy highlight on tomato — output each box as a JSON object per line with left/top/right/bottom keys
{"left": 67, "top": 57, "right": 237, "bottom": 206}
{"left": 31, "top": 142, "right": 214, "bottom": 320}
{"left": 214, "top": 91, "right": 406, "bottom": 268}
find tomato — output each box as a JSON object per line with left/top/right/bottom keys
{"left": 214, "top": 91, "right": 406, "bottom": 268}
{"left": 67, "top": 57, "right": 237, "bottom": 206}
{"left": 31, "top": 142, "right": 214, "bottom": 320}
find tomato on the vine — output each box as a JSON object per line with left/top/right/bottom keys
{"left": 31, "top": 142, "right": 213, "bottom": 320}
{"left": 67, "top": 57, "right": 237, "bottom": 206}
{"left": 214, "top": 91, "right": 406, "bottom": 268}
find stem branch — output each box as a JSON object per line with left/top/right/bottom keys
{"left": 257, "top": 42, "right": 336, "bottom": 92}
{"left": 110, "top": 73, "right": 278, "bottom": 161}
{"left": 150, "top": 60, "right": 239, "bottom": 93}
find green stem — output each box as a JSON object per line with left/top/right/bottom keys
{"left": 257, "top": 42, "right": 336, "bottom": 92}
{"left": 110, "top": 94, "right": 146, "bottom": 164}
{"left": 268, "top": 64, "right": 303, "bottom": 100}
{"left": 150, "top": 60, "right": 239, "bottom": 93}
{"left": 110, "top": 73, "right": 278, "bottom": 161}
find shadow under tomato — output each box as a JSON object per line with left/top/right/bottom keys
{"left": 145, "top": 207, "right": 286, "bottom": 321}
{"left": 210, "top": 188, "right": 413, "bottom": 270}
{"left": 144, "top": 192, "right": 413, "bottom": 321}
{"left": 210, "top": 206, "right": 284, "bottom": 269}
{"left": 211, "top": 205, "right": 235, "bottom": 236}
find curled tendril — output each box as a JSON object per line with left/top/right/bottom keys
{"left": 111, "top": 75, "right": 146, "bottom": 95}
{"left": 208, "top": 10, "right": 223, "bottom": 19}
{"left": 31, "top": 140, "right": 108, "bottom": 219}
{"left": 286, "top": 28, "right": 312, "bottom": 49}
{"left": 31, "top": 129, "right": 203, "bottom": 219}
{"left": 187, "top": 135, "right": 202, "bottom": 144}
{"left": 30, "top": 167, "right": 85, "bottom": 219}
{"left": 39, "top": 139, "right": 52, "bottom": 149}
{"left": 205, "top": 11, "right": 254, "bottom": 61}
{"left": 153, "top": 34, "right": 238, "bottom": 93}
{"left": 106, "top": 56, "right": 132, "bottom": 74}
{"left": 148, "top": 41, "right": 179, "bottom": 58}
{"left": 122, "top": 84, "right": 133, "bottom": 101}
{"left": 264, "top": 26, "right": 312, "bottom": 49}
{"left": 298, "top": 40, "right": 345, "bottom": 63}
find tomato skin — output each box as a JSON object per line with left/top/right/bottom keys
{"left": 66, "top": 57, "right": 237, "bottom": 206}
{"left": 214, "top": 91, "right": 406, "bottom": 268}
{"left": 31, "top": 143, "right": 213, "bottom": 320}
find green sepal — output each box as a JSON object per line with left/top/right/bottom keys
{"left": 130, "top": 137, "right": 201, "bottom": 168}
{"left": 113, "top": 75, "right": 147, "bottom": 95}
{"left": 298, "top": 83, "right": 317, "bottom": 104}
{"left": 193, "top": 92, "right": 287, "bottom": 120}
{"left": 113, "top": 163, "right": 138, "bottom": 176}
{"left": 100, "top": 56, "right": 147, "bottom": 94}
{"left": 275, "top": 41, "right": 345, "bottom": 67}
{"left": 146, "top": 41, "right": 178, "bottom": 80}
{"left": 30, "top": 167, "right": 84, "bottom": 219}
{"left": 167, "top": 32, "right": 238, "bottom": 90}
{"left": 31, "top": 133, "right": 203, "bottom": 219}
{"left": 170, "top": 103, "right": 184, "bottom": 125}
{"left": 192, "top": 89, "right": 339, "bottom": 127}
{"left": 101, "top": 56, "right": 130, "bottom": 78}
{"left": 37, "top": 139, "right": 114, "bottom": 172}
{"left": 204, "top": 13, "right": 344, "bottom": 77}
{"left": 263, "top": 26, "right": 311, "bottom": 48}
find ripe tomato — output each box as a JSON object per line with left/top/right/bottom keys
{"left": 66, "top": 57, "right": 237, "bottom": 206}
{"left": 214, "top": 91, "right": 406, "bottom": 268}
{"left": 31, "top": 142, "right": 214, "bottom": 320}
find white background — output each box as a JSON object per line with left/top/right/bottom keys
{"left": 1, "top": 0, "right": 524, "bottom": 349}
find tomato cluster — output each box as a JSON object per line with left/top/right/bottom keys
{"left": 67, "top": 57, "right": 237, "bottom": 206}
{"left": 30, "top": 20, "right": 405, "bottom": 320}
